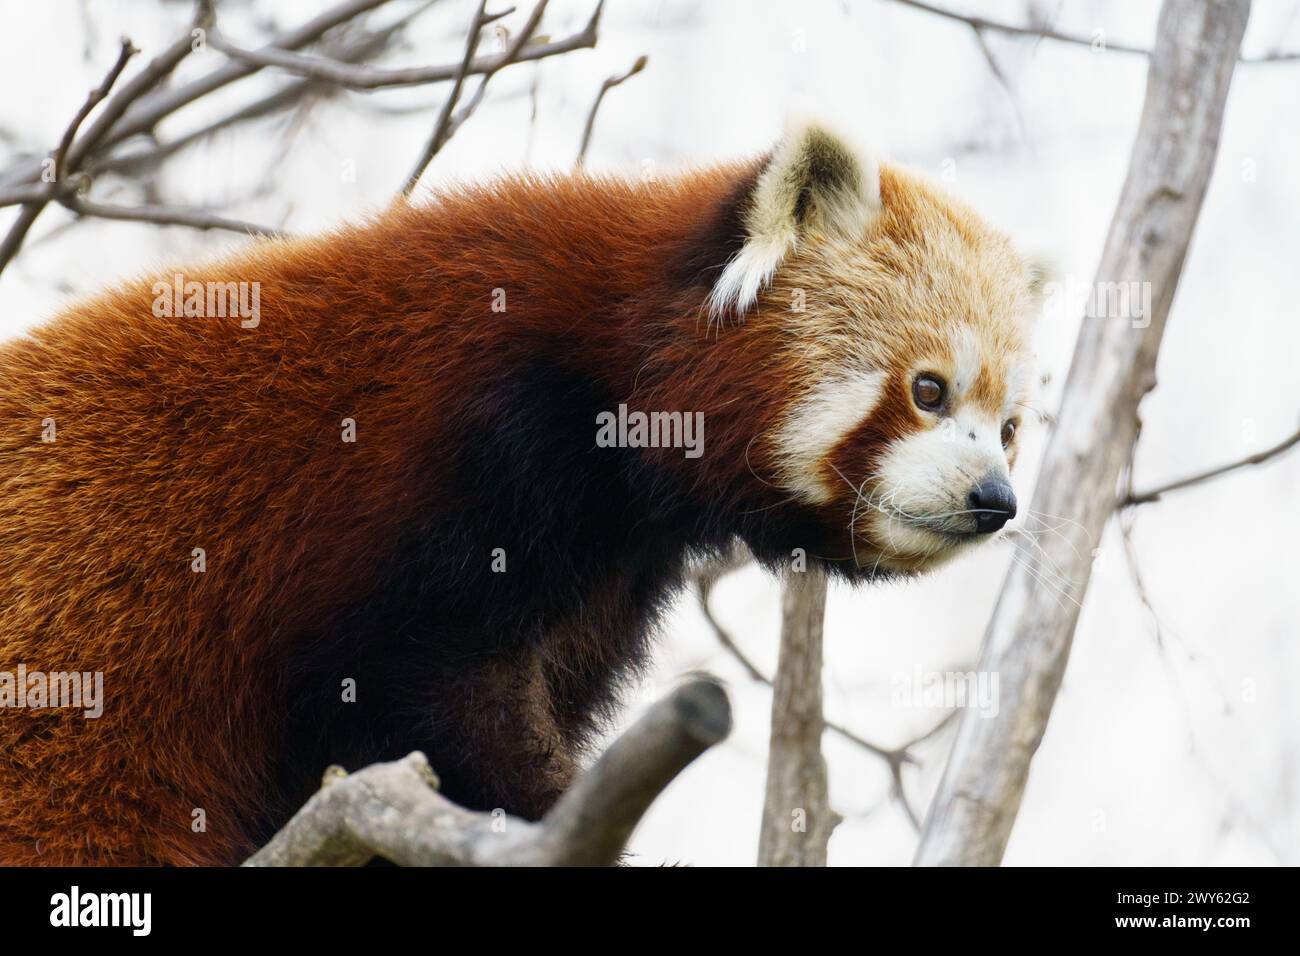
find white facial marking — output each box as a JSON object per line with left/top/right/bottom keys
{"left": 951, "top": 324, "right": 982, "bottom": 395}
{"left": 866, "top": 411, "right": 1006, "bottom": 559}
{"left": 774, "top": 367, "right": 887, "bottom": 504}
{"left": 1002, "top": 359, "right": 1031, "bottom": 420}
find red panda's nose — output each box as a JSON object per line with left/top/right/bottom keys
{"left": 968, "top": 477, "right": 1017, "bottom": 533}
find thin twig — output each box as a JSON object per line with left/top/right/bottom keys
{"left": 693, "top": 552, "right": 951, "bottom": 832}
{"left": 0, "top": 185, "right": 51, "bottom": 209}
{"left": 889, "top": 0, "right": 1296, "bottom": 62}
{"left": 194, "top": 0, "right": 604, "bottom": 96}
{"left": 203, "top": 4, "right": 598, "bottom": 92}
{"left": 1121, "top": 421, "right": 1300, "bottom": 506}
{"left": 0, "top": 39, "right": 137, "bottom": 275}
{"left": 889, "top": 0, "right": 1149, "bottom": 55}
{"left": 403, "top": 0, "right": 493, "bottom": 195}
{"left": 0, "top": 0, "right": 398, "bottom": 191}
{"left": 48, "top": 38, "right": 138, "bottom": 187}
{"left": 404, "top": 0, "right": 557, "bottom": 195}
{"left": 57, "top": 194, "right": 284, "bottom": 238}
{"left": 574, "top": 54, "right": 647, "bottom": 168}
{"left": 88, "top": 7, "right": 431, "bottom": 180}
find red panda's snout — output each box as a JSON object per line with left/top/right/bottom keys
{"left": 707, "top": 123, "right": 1044, "bottom": 576}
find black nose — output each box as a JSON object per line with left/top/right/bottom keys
{"left": 967, "top": 477, "right": 1017, "bottom": 533}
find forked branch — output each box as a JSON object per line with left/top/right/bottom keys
{"left": 245, "top": 678, "right": 730, "bottom": 866}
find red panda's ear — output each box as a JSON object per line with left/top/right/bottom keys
{"left": 1022, "top": 252, "right": 1059, "bottom": 316}
{"left": 708, "top": 123, "right": 882, "bottom": 321}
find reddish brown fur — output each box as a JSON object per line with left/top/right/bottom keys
{"left": 0, "top": 148, "right": 1033, "bottom": 863}
{"left": 0, "top": 164, "right": 821, "bottom": 864}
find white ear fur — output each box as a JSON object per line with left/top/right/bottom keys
{"left": 708, "top": 123, "right": 881, "bottom": 321}
{"left": 1020, "top": 251, "right": 1061, "bottom": 322}
{"left": 1024, "top": 254, "right": 1057, "bottom": 300}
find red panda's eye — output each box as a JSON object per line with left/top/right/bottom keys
{"left": 1001, "top": 420, "right": 1017, "bottom": 447}
{"left": 912, "top": 375, "right": 945, "bottom": 412}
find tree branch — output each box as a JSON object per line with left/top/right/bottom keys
{"left": 889, "top": 0, "right": 1149, "bottom": 56}
{"left": 202, "top": 0, "right": 599, "bottom": 91}
{"left": 914, "top": 0, "right": 1251, "bottom": 867}
{"left": 0, "top": 0, "right": 409, "bottom": 192}
{"left": 0, "top": 38, "right": 138, "bottom": 275}
{"left": 86, "top": 7, "right": 432, "bottom": 180}
{"left": 244, "top": 678, "right": 730, "bottom": 866}
{"left": 889, "top": 0, "right": 1293, "bottom": 63}
{"left": 402, "top": 0, "right": 495, "bottom": 195}
{"left": 57, "top": 194, "right": 284, "bottom": 238}
{"left": 1121, "top": 420, "right": 1300, "bottom": 506}
{"left": 758, "top": 567, "right": 835, "bottom": 866}
{"left": 403, "top": 0, "right": 556, "bottom": 195}
{"left": 574, "top": 53, "right": 647, "bottom": 168}
{"left": 693, "top": 549, "right": 952, "bottom": 832}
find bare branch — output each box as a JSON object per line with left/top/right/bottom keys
{"left": 889, "top": 0, "right": 1149, "bottom": 55}
{"left": 88, "top": 9, "right": 429, "bottom": 180}
{"left": 758, "top": 567, "right": 835, "bottom": 866}
{"left": 57, "top": 194, "right": 285, "bottom": 238}
{"left": 58, "top": 24, "right": 201, "bottom": 178}
{"left": 914, "top": 0, "right": 1251, "bottom": 867}
{"left": 693, "top": 550, "right": 952, "bottom": 832}
{"left": 0, "top": 0, "right": 599, "bottom": 266}
{"left": 0, "top": 185, "right": 55, "bottom": 209}
{"left": 107, "top": 0, "right": 392, "bottom": 148}
{"left": 0, "top": 0, "right": 402, "bottom": 191}
{"left": 403, "top": 0, "right": 555, "bottom": 195}
{"left": 890, "top": 0, "right": 1295, "bottom": 63}
{"left": 49, "top": 38, "right": 139, "bottom": 185}
{"left": 1247, "top": 49, "right": 1300, "bottom": 63}
{"left": 537, "top": 678, "right": 731, "bottom": 866}
{"left": 0, "top": 38, "right": 138, "bottom": 276}
{"left": 574, "top": 54, "right": 647, "bottom": 168}
{"left": 201, "top": 0, "right": 601, "bottom": 93}
{"left": 695, "top": 555, "right": 898, "bottom": 761}
{"left": 244, "top": 678, "right": 730, "bottom": 866}
{"left": 403, "top": 0, "right": 494, "bottom": 195}
{"left": 1121, "top": 420, "right": 1300, "bottom": 506}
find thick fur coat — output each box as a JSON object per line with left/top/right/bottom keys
{"left": 0, "top": 125, "right": 1037, "bottom": 864}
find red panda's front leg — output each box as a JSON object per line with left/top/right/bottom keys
{"left": 271, "top": 638, "right": 581, "bottom": 830}
{"left": 425, "top": 647, "right": 580, "bottom": 821}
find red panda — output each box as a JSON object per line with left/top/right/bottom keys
{"left": 0, "top": 124, "right": 1039, "bottom": 865}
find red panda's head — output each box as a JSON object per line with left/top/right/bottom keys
{"left": 706, "top": 124, "right": 1045, "bottom": 577}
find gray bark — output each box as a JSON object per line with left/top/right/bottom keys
{"left": 758, "top": 566, "right": 836, "bottom": 866}
{"left": 246, "top": 678, "right": 730, "bottom": 866}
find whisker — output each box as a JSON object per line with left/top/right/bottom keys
{"left": 1010, "top": 550, "right": 1082, "bottom": 610}
{"left": 1026, "top": 507, "right": 1090, "bottom": 538}
{"left": 1006, "top": 530, "right": 1078, "bottom": 594}
{"left": 1009, "top": 552, "right": 1069, "bottom": 612}
{"left": 1017, "top": 512, "right": 1087, "bottom": 562}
